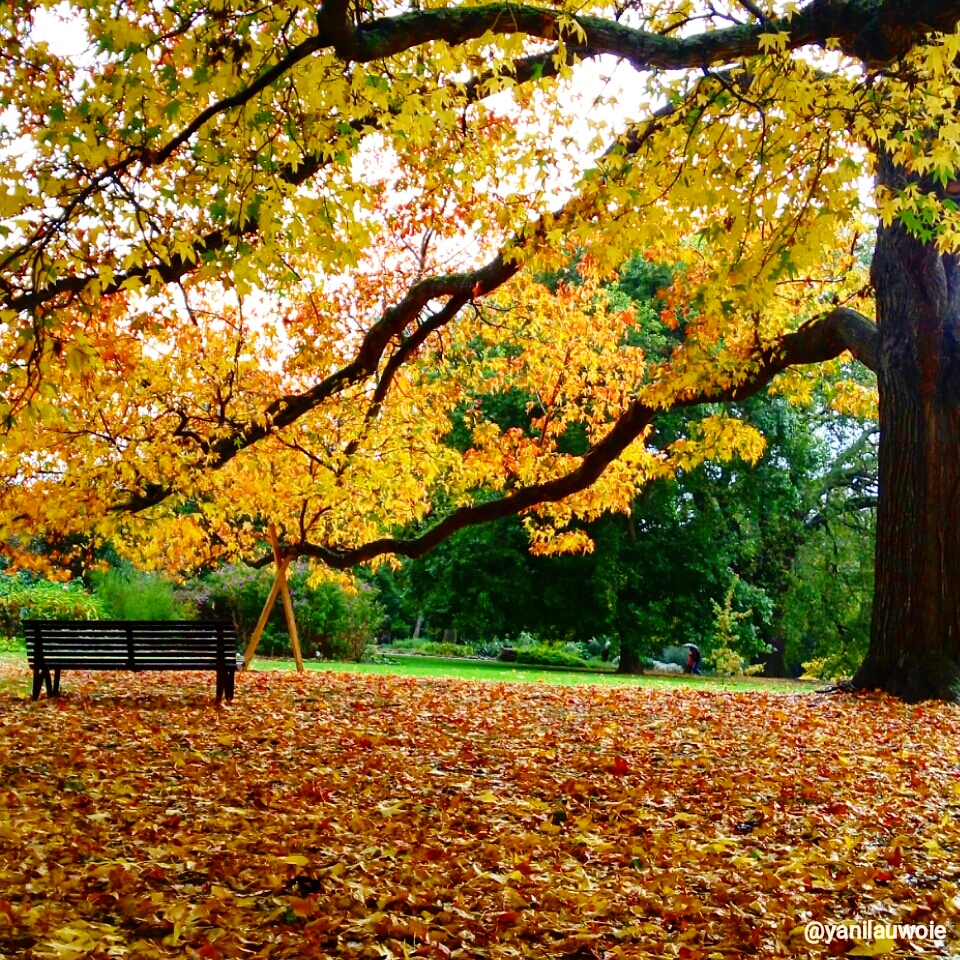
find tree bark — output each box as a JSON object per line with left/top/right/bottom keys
{"left": 616, "top": 643, "right": 645, "bottom": 675}
{"left": 853, "top": 163, "right": 960, "bottom": 701}
{"left": 762, "top": 620, "right": 789, "bottom": 678}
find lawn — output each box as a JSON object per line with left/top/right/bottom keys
{"left": 255, "top": 653, "right": 817, "bottom": 693}
{"left": 0, "top": 637, "right": 818, "bottom": 694}
{"left": 1, "top": 661, "right": 958, "bottom": 958}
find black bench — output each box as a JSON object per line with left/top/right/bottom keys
{"left": 24, "top": 620, "right": 239, "bottom": 702}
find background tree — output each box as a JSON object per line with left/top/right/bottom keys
{"left": 395, "top": 390, "right": 876, "bottom": 677}
{"left": 0, "top": 1, "right": 958, "bottom": 697}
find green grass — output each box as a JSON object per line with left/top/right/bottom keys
{"left": 0, "top": 637, "right": 25, "bottom": 694}
{"left": 0, "top": 635, "right": 815, "bottom": 695}
{"left": 249, "top": 653, "right": 817, "bottom": 693}
{"left": 0, "top": 635, "right": 24, "bottom": 657}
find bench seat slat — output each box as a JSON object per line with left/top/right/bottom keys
{"left": 28, "top": 660, "right": 228, "bottom": 670}
{"left": 28, "top": 637, "right": 231, "bottom": 650}
{"left": 26, "top": 620, "right": 233, "bottom": 637}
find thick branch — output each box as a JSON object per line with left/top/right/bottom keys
{"left": 673, "top": 306, "right": 878, "bottom": 408}
{"left": 344, "top": 0, "right": 960, "bottom": 71}
{"left": 10, "top": 0, "right": 957, "bottom": 313}
{"left": 277, "top": 306, "right": 877, "bottom": 568}
{"left": 216, "top": 255, "right": 514, "bottom": 448}
{"left": 115, "top": 255, "right": 517, "bottom": 512}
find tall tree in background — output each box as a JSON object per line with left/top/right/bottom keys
{"left": 0, "top": 1, "right": 958, "bottom": 697}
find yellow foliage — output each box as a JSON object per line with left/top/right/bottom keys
{"left": 0, "top": 0, "right": 908, "bottom": 572}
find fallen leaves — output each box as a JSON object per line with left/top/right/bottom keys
{"left": 0, "top": 664, "right": 958, "bottom": 958}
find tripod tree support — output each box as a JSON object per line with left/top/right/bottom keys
{"left": 241, "top": 525, "right": 305, "bottom": 672}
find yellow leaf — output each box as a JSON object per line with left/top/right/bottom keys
{"left": 849, "top": 939, "right": 895, "bottom": 956}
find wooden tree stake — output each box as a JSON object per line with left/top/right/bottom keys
{"left": 241, "top": 525, "right": 304, "bottom": 672}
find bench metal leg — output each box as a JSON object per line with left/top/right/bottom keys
{"left": 216, "top": 670, "right": 225, "bottom": 704}
{"left": 225, "top": 669, "right": 235, "bottom": 701}
{"left": 53, "top": 669, "right": 61, "bottom": 697}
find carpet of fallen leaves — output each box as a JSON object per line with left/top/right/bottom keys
{"left": 1, "top": 665, "right": 959, "bottom": 960}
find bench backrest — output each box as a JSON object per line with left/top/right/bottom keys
{"left": 24, "top": 620, "right": 237, "bottom": 671}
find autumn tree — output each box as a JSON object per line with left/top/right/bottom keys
{"left": 1, "top": 1, "right": 959, "bottom": 699}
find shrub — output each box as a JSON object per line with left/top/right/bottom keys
{"left": 512, "top": 631, "right": 541, "bottom": 649}
{"left": 386, "top": 639, "right": 478, "bottom": 657}
{"left": 514, "top": 646, "right": 588, "bottom": 669}
{"left": 187, "top": 562, "right": 383, "bottom": 662}
{"left": 706, "top": 575, "right": 769, "bottom": 677}
{"left": 474, "top": 640, "right": 502, "bottom": 659}
{"left": 321, "top": 588, "right": 384, "bottom": 662}
{"left": 92, "top": 567, "right": 195, "bottom": 621}
{"left": 390, "top": 638, "right": 422, "bottom": 651}
{"left": 290, "top": 578, "right": 347, "bottom": 660}
{"left": 0, "top": 577, "right": 105, "bottom": 638}
{"left": 660, "top": 645, "right": 690, "bottom": 669}
{"left": 711, "top": 646, "right": 747, "bottom": 677}
{"left": 415, "top": 641, "right": 476, "bottom": 657}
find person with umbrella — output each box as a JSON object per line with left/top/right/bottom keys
{"left": 683, "top": 643, "right": 702, "bottom": 676}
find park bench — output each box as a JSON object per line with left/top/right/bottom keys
{"left": 24, "top": 620, "right": 239, "bottom": 703}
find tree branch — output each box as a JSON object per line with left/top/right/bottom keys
{"left": 114, "top": 255, "right": 518, "bottom": 512}
{"left": 737, "top": 0, "right": 767, "bottom": 23}
{"left": 343, "top": 0, "right": 960, "bottom": 71}
{"left": 270, "top": 306, "right": 877, "bottom": 568}
{"left": 4, "top": 46, "right": 583, "bottom": 317}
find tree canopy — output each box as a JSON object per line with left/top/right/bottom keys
{"left": 1, "top": 0, "right": 959, "bottom": 694}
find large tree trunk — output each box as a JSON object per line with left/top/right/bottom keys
{"left": 762, "top": 620, "right": 789, "bottom": 679}
{"left": 617, "top": 644, "right": 643, "bottom": 674}
{"left": 853, "top": 167, "right": 960, "bottom": 701}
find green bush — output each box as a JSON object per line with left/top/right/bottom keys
{"left": 415, "top": 641, "right": 477, "bottom": 657}
{"left": 387, "top": 639, "right": 478, "bottom": 657}
{"left": 512, "top": 631, "right": 541, "bottom": 648}
{"left": 187, "top": 562, "right": 384, "bottom": 662}
{"left": 0, "top": 576, "right": 105, "bottom": 639}
{"left": 474, "top": 640, "right": 502, "bottom": 659}
{"left": 390, "top": 638, "right": 421, "bottom": 650}
{"left": 707, "top": 575, "right": 769, "bottom": 677}
{"left": 92, "top": 567, "right": 196, "bottom": 621}
{"left": 321, "top": 588, "right": 385, "bottom": 662}
{"left": 660, "top": 645, "right": 690, "bottom": 668}
{"left": 514, "top": 646, "right": 589, "bottom": 669}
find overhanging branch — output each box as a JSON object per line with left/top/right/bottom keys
{"left": 344, "top": 0, "right": 960, "bottom": 71}
{"left": 8, "top": 1, "right": 960, "bottom": 314}
{"left": 270, "top": 306, "right": 877, "bottom": 568}
{"left": 4, "top": 46, "right": 586, "bottom": 317}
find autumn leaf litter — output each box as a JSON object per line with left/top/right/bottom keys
{"left": 1, "top": 666, "right": 958, "bottom": 958}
